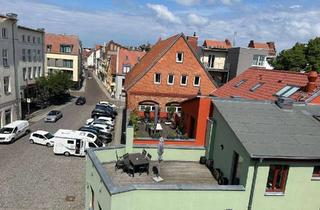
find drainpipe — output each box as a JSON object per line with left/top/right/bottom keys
{"left": 11, "top": 20, "right": 21, "bottom": 120}
{"left": 247, "top": 158, "right": 262, "bottom": 210}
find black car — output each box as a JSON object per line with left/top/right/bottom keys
{"left": 95, "top": 104, "right": 117, "bottom": 116}
{"left": 75, "top": 96, "right": 86, "bottom": 105}
{"left": 91, "top": 108, "right": 115, "bottom": 119}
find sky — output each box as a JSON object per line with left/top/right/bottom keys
{"left": 1, "top": 0, "right": 320, "bottom": 51}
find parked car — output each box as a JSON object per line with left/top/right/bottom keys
{"left": 85, "top": 117, "right": 114, "bottom": 126}
{"left": 75, "top": 96, "right": 86, "bottom": 105}
{"left": 91, "top": 109, "right": 115, "bottom": 119}
{"left": 95, "top": 104, "right": 117, "bottom": 116}
{"left": 79, "top": 126, "right": 112, "bottom": 143}
{"left": 0, "top": 120, "right": 30, "bottom": 143}
{"left": 45, "top": 110, "right": 63, "bottom": 122}
{"left": 98, "top": 101, "right": 117, "bottom": 110}
{"left": 29, "top": 130, "right": 55, "bottom": 147}
{"left": 90, "top": 123, "right": 112, "bottom": 133}
{"left": 91, "top": 120, "right": 114, "bottom": 130}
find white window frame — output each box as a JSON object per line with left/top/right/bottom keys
{"left": 23, "top": 68, "right": 27, "bottom": 80}
{"left": 139, "top": 105, "right": 156, "bottom": 111}
{"left": 28, "top": 67, "right": 32, "bottom": 80}
{"left": 165, "top": 106, "right": 181, "bottom": 113}
{"left": 33, "top": 67, "right": 37, "bottom": 79}
{"left": 208, "top": 54, "right": 215, "bottom": 68}
{"left": 193, "top": 76, "right": 201, "bottom": 86}
{"left": 154, "top": 73, "right": 161, "bottom": 84}
{"left": 176, "top": 52, "right": 184, "bottom": 63}
{"left": 167, "top": 74, "right": 174, "bottom": 85}
{"left": 180, "top": 75, "right": 188, "bottom": 86}
{"left": 3, "top": 76, "right": 11, "bottom": 95}
{"left": 2, "top": 28, "right": 8, "bottom": 39}
{"left": 2, "top": 49, "right": 8, "bottom": 67}
{"left": 252, "top": 55, "right": 266, "bottom": 66}
{"left": 38, "top": 67, "right": 41, "bottom": 77}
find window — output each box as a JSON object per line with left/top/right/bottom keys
{"left": 2, "top": 49, "right": 8, "bottom": 67}
{"left": 5, "top": 109, "right": 11, "bottom": 125}
{"left": 38, "top": 67, "right": 41, "bottom": 77}
{"left": 276, "top": 86, "right": 300, "bottom": 97}
{"left": 22, "top": 35, "right": 25, "bottom": 42}
{"left": 89, "top": 142, "right": 96, "bottom": 148}
{"left": 27, "top": 36, "right": 30, "bottom": 42}
{"left": 180, "top": 75, "right": 188, "bottom": 86}
{"left": 33, "top": 49, "right": 37, "bottom": 62}
{"left": 139, "top": 104, "right": 155, "bottom": 111}
{"left": 193, "top": 76, "right": 201, "bottom": 86}
{"left": 176, "top": 52, "right": 183, "bottom": 63}
{"left": 123, "top": 65, "right": 131, "bottom": 73}
{"left": 47, "top": 45, "right": 52, "bottom": 52}
{"left": 4, "top": 76, "right": 11, "bottom": 95}
{"left": 234, "top": 79, "right": 247, "bottom": 88}
{"left": 208, "top": 54, "right": 215, "bottom": 68}
{"left": 63, "top": 59, "right": 73, "bottom": 68}
{"left": 122, "top": 78, "right": 125, "bottom": 86}
{"left": 250, "top": 82, "right": 264, "bottom": 92}
{"left": 37, "top": 50, "right": 41, "bottom": 61}
{"left": 23, "top": 68, "right": 27, "bottom": 80}
{"left": 27, "top": 49, "right": 31, "bottom": 62}
{"left": 266, "top": 165, "right": 289, "bottom": 193}
{"left": 37, "top": 37, "right": 40, "bottom": 44}
{"left": 2, "top": 28, "right": 8, "bottom": 38}
{"left": 167, "top": 74, "right": 174, "bottom": 85}
{"left": 33, "top": 67, "right": 37, "bottom": 79}
{"left": 87, "top": 133, "right": 95, "bottom": 139}
{"left": 165, "top": 105, "right": 181, "bottom": 113}
{"left": 154, "top": 73, "right": 161, "bottom": 84}
{"left": 312, "top": 166, "right": 320, "bottom": 178}
{"left": 112, "top": 76, "right": 116, "bottom": 83}
{"left": 252, "top": 55, "right": 266, "bottom": 66}
{"left": 32, "top": 36, "right": 35, "bottom": 43}
{"left": 28, "top": 67, "right": 32, "bottom": 80}
{"left": 60, "top": 45, "right": 72, "bottom": 53}
{"left": 67, "top": 140, "right": 74, "bottom": 144}
{"left": 22, "top": 49, "right": 26, "bottom": 62}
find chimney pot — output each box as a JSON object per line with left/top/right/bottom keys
{"left": 306, "top": 70, "right": 318, "bottom": 93}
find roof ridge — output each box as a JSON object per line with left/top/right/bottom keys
{"left": 248, "top": 67, "right": 314, "bottom": 76}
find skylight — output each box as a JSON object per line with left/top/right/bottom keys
{"left": 250, "top": 82, "right": 264, "bottom": 92}
{"left": 276, "top": 86, "right": 300, "bottom": 97}
{"left": 234, "top": 79, "right": 247, "bottom": 88}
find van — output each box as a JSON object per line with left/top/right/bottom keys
{"left": 53, "top": 129, "right": 104, "bottom": 156}
{"left": 0, "top": 120, "right": 30, "bottom": 143}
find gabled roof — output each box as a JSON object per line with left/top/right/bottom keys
{"left": 212, "top": 68, "right": 320, "bottom": 102}
{"left": 248, "top": 40, "right": 276, "bottom": 56}
{"left": 202, "top": 39, "right": 231, "bottom": 49}
{"left": 214, "top": 99, "right": 320, "bottom": 159}
{"left": 45, "top": 33, "right": 80, "bottom": 55}
{"left": 115, "top": 48, "right": 145, "bottom": 75}
{"left": 124, "top": 33, "right": 182, "bottom": 90}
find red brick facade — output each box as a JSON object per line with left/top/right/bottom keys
{"left": 126, "top": 34, "right": 217, "bottom": 117}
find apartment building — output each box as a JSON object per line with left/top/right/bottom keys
{"left": 17, "top": 26, "right": 44, "bottom": 101}
{"left": 0, "top": 14, "right": 20, "bottom": 126}
{"left": 45, "top": 33, "right": 82, "bottom": 82}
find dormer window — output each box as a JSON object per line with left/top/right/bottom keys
{"left": 176, "top": 52, "right": 183, "bottom": 63}
{"left": 60, "top": 45, "right": 72, "bottom": 53}
{"left": 252, "top": 55, "right": 266, "bottom": 66}
{"left": 47, "top": 45, "right": 52, "bottom": 52}
{"left": 123, "top": 65, "right": 131, "bottom": 73}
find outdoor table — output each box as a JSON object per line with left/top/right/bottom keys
{"left": 128, "top": 153, "right": 150, "bottom": 174}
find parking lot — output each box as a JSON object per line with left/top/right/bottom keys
{"left": 0, "top": 75, "right": 121, "bottom": 209}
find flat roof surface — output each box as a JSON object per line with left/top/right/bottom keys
{"left": 214, "top": 99, "right": 320, "bottom": 159}
{"left": 103, "top": 161, "right": 217, "bottom": 186}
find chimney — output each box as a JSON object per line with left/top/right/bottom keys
{"left": 225, "top": 39, "right": 231, "bottom": 47}
{"left": 186, "top": 33, "right": 198, "bottom": 52}
{"left": 248, "top": 40, "right": 254, "bottom": 48}
{"left": 306, "top": 70, "right": 318, "bottom": 93}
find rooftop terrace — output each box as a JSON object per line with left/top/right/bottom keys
{"left": 103, "top": 161, "right": 218, "bottom": 187}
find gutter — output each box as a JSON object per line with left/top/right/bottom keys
{"left": 247, "top": 158, "right": 262, "bottom": 210}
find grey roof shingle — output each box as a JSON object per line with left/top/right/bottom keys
{"left": 214, "top": 99, "right": 320, "bottom": 159}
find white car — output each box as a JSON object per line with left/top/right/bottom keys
{"left": 90, "top": 124, "right": 112, "bottom": 133}
{"left": 86, "top": 117, "right": 114, "bottom": 126}
{"left": 0, "top": 120, "right": 30, "bottom": 143}
{"left": 29, "top": 130, "right": 55, "bottom": 147}
{"left": 98, "top": 101, "right": 117, "bottom": 110}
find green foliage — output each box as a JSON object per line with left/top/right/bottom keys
{"left": 35, "top": 71, "right": 73, "bottom": 101}
{"left": 272, "top": 37, "right": 320, "bottom": 72}
{"left": 167, "top": 105, "right": 175, "bottom": 120}
{"left": 129, "top": 111, "right": 139, "bottom": 131}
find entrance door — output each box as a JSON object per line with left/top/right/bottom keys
{"left": 75, "top": 139, "right": 81, "bottom": 154}
{"left": 205, "top": 118, "right": 216, "bottom": 160}
{"left": 231, "top": 152, "right": 241, "bottom": 185}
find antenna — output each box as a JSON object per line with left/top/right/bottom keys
{"left": 233, "top": 31, "right": 237, "bottom": 47}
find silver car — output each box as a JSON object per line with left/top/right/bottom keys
{"left": 44, "top": 110, "right": 63, "bottom": 123}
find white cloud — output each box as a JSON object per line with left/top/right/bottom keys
{"left": 147, "top": 4, "right": 181, "bottom": 24}
{"left": 175, "top": 0, "right": 200, "bottom": 6}
{"left": 289, "top": 4, "right": 301, "bottom": 9}
{"left": 187, "top": 13, "right": 209, "bottom": 26}
{"left": 220, "top": 0, "right": 241, "bottom": 5}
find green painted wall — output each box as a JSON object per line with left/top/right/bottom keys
{"left": 251, "top": 162, "right": 320, "bottom": 210}
{"left": 95, "top": 147, "right": 126, "bottom": 163}
{"left": 211, "top": 108, "right": 251, "bottom": 186}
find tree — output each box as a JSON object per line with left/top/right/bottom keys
{"left": 272, "top": 37, "right": 320, "bottom": 72}
{"left": 35, "top": 71, "right": 73, "bottom": 103}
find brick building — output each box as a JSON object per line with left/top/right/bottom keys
{"left": 124, "top": 33, "right": 217, "bottom": 118}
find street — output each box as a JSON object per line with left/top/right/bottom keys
{"left": 0, "top": 74, "right": 116, "bottom": 209}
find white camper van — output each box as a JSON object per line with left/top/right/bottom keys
{"left": 0, "top": 120, "right": 30, "bottom": 143}
{"left": 53, "top": 129, "right": 104, "bottom": 156}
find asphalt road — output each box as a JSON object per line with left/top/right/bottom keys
{"left": 0, "top": 73, "right": 110, "bottom": 209}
